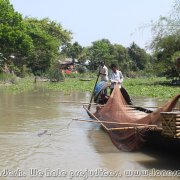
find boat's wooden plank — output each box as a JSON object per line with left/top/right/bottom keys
{"left": 109, "top": 126, "right": 162, "bottom": 131}
{"left": 162, "top": 122, "right": 180, "bottom": 125}
{"left": 83, "top": 106, "right": 110, "bottom": 131}
{"left": 162, "top": 125, "right": 180, "bottom": 129}
{"left": 162, "top": 129, "right": 180, "bottom": 133}
{"left": 161, "top": 112, "right": 180, "bottom": 115}
{"left": 73, "top": 118, "right": 158, "bottom": 127}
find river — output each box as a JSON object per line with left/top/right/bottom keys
{"left": 0, "top": 85, "right": 179, "bottom": 180}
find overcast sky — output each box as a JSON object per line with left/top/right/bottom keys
{"left": 10, "top": 0, "right": 174, "bottom": 49}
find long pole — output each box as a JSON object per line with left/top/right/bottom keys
{"left": 88, "top": 66, "right": 101, "bottom": 110}
{"left": 72, "top": 118, "right": 158, "bottom": 127}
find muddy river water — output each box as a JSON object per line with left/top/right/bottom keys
{"left": 0, "top": 86, "right": 179, "bottom": 180}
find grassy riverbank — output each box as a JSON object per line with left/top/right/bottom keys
{"left": 1, "top": 73, "right": 179, "bottom": 99}
{"left": 123, "top": 77, "right": 179, "bottom": 99}
{"left": 0, "top": 75, "right": 34, "bottom": 93}
{"left": 45, "top": 76, "right": 179, "bottom": 99}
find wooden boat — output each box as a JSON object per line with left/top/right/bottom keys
{"left": 144, "top": 112, "right": 180, "bottom": 152}
{"left": 84, "top": 83, "right": 180, "bottom": 151}
{"left": 84, "top": 104, "right": 158, "bottom": 151}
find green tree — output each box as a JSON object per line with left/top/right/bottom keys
{"left": 128, "top": 42, "right": 150, "bottom": 71}
{"left": 61, "top": 41, "right": 83, "bottom": 61}
{"left": 152, "top": 34, "right": 180, "bottom": 76}
{"left": 78, "top": 47, "right": 89, "bottom": 64}
{"left": 150, "top": 0, "right": 180, "bottom": 78}
{"left": 112, "top": 44, "right": 131, "bottom": 74}
{"left": 88, "top": 39, "right": 114, "bottom": 69}
{"left": 0, "top": 0, "right": 33, "bottom": 70}
{"left": 24, "top": 17, "right": 72, "bottom": 74}
{"left": 151, "top": 0, "right": 180, "bottom": 48}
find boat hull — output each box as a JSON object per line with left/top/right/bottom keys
{"left": 145, "top": 131, "right": 180, "bottom": 152}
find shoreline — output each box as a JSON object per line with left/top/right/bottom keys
{"left": 0, "top": 76, "right": 179, "bottom": 99}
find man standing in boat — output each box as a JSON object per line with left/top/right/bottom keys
{"left": 109, "top": 63, "right": 132, "bottom": 105}
{"left": 99, "top": 61, "right": 109, "bottom": 82}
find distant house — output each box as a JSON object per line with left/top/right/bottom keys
{"left": 58, "top": 58, "right": 78, "bottom": 74}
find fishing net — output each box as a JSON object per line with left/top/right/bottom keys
{"left": 93, "top": 84, "right": 180, "bottom": 151}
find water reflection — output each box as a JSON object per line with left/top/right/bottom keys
{"left": 0, "top": 86, "right": 179, "bottom": 180}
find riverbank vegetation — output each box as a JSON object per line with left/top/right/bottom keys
{"left": 1, "top": 72, "right": 179, "bottom": 99}
{"left": 0, "top": 75, "right": 34, "bottom": 93}
{"left": 45, "top": 76, "right": 179, "bottom": 99}
{"left": 0, "top": 0, "right": 179, "bottom": 98}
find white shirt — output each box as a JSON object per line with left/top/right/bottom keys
{"left": 100, "top": 65, "right": 108, "bottom": 81}
{"left": 109, "top": 70, "right": 124, "bottom": 89}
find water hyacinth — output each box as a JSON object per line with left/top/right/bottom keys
{"left": 45, "top": 76, "right": 179, "bottom": 99}
{"left": 1, "top": 74, "right": 179, "bottom": 99}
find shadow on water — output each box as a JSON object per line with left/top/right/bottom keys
{"left": 87, "top": 127, "right": 180, "bottom": 173}
{"left": 140, "top": 144, "right": 180, "bottom": 170}
{"left": 87, "top": 126, "right": 120, "bottom": 154}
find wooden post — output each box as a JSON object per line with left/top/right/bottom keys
{"left": 88, "top": 67, "right": 101, "bottom": 110}
{"left": 34, "top": 76, "right": 37, "bottom": 84}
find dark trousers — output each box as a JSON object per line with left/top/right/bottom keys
{"left": 110, "top": 86, "right": 133, "bottom": 105}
